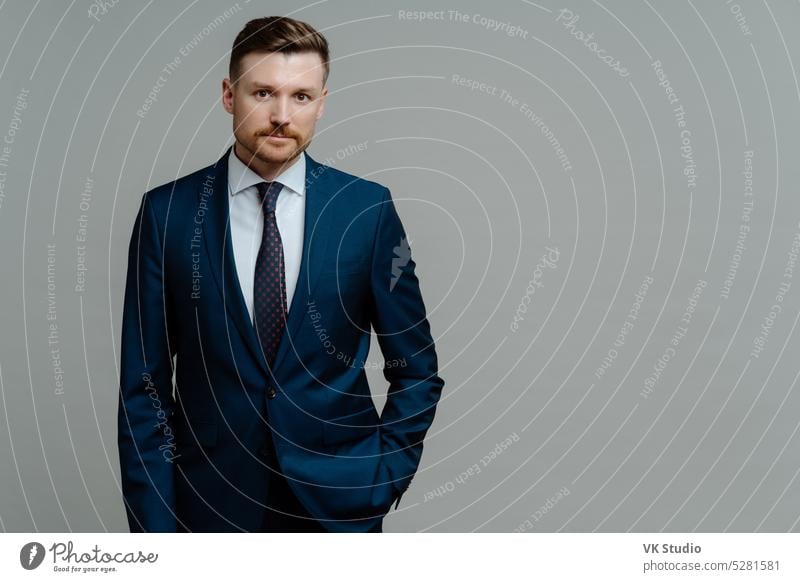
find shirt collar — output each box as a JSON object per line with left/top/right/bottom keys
{"left": 227, "top": 146, "right": 306, "bottom": 197}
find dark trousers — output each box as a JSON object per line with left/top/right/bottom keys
{"left": 258, "top": 439, "right": 382, "bottom": 533}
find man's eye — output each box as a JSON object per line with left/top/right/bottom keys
{"left": 256, "top": 90, "right": 270, "bottom": 98}
{"left": 297, "top": 94, "right": 309, "bottom": 102}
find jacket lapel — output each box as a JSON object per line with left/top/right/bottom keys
{"left": 200, "top": 148, "right": 264, "bottom": 373}
{"left": 271, "top": 153, "right": 332, "bottom": 373}
{"left": 200, "top": 147, "right": 333, "bottom": 377}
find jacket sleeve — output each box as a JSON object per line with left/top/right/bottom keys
{"left": 368, "top": 186, "right": 445, "bottom": 510}
{"left": 117, "top": 192, "right": 178, "bottom": 532}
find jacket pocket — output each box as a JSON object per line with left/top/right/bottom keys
{"left": 174, "top": 418, "right": 218, "bottom": 448}
{"left": 322, "top": 406, "right": 379, "bottom": 447}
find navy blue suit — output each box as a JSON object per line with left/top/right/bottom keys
{"left": 117, "top": 147, "right": 444, "bottom": 532}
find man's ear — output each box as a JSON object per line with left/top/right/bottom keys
{"left": 316, "top": 86, "right": 328, "bottom": 120}
{"left": 222, "top": 78, "right": 234, "bottom": 114}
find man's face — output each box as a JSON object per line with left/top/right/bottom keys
{"left": 222, "top": 51, "right": 327, "bottom": 172}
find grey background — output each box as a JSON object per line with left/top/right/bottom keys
{"left": 0, "top": 0, "right": 798, "bottom": 532}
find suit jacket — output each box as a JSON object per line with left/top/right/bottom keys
{"left": 117, "top": 147, "right": 444, "bottom": 532}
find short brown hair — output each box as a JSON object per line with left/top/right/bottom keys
{"left": 229, "top": 17, "right": 330, "bottom": 86}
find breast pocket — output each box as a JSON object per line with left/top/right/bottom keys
{"left": 317, "top": 258, "right": 369, "bottom": 318}
{"left": 319, "top": 258, "right": 367, "bottom": 278}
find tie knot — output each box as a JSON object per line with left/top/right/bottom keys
{"left": 257, "top": 181, "right": 283, "bottom": 214}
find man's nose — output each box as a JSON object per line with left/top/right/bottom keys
{"left": 269, "top": 96, "right": 291, "bottom": 126}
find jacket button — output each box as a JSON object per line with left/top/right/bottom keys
{"left": 267, "top": 387, "right": 277, "bottom": 399}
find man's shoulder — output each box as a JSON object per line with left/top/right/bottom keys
{"left": 139, "top": 159, "right": 220, "bottom": 212}
{"left": 309, "top": 157, "right": 389, "bottom": 200}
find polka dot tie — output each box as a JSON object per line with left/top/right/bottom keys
{"left": 253, "top": 181, "right": 288, "bottom": 367}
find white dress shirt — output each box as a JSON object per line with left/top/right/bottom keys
{"left": 227, "top": 147, "right": 306, "bottom": 323}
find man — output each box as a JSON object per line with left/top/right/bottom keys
{"left": 117, "top": 16, "right": 444, "bottom": 533}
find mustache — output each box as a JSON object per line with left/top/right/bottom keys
{"left": 255, "top": 127, "right": 294, "bottom": 138}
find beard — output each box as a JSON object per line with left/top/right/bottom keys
{"left": 245, "top": 128, "right": 309, "bottom": 166}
